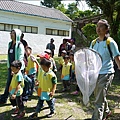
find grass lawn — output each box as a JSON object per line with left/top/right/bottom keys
{"left": 0, "top": 55, "right": 7, "bottom": 60}
{"left": 0, "top": 59, "right": 120, "bottom": 119}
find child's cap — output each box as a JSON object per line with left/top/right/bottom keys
{"left": 44, "top": 49, "right": 52, "bottom": 54}
{"left": 64, "top": 55, "right": 69, "bottom": 59}
{"left": 69, "top": 52, "right": 74, "bottom": 55}
{"left": 37, "top": 53, "right": 50, "bottom": 60}
{"left": 61, "top": 50, "right": 67, "bottom": 54}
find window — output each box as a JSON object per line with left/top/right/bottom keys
{"left": 32, "top": 27, "right": 38, "bottom": 34}
{"left": 52, "top": 29, "right": 57, "bottom": 35}
{"left": 0, "top": 23, "right": 38, "bottom": 34}
{"left": 26, "top": 26, "right": 31, "bottom": 33}
{"left": 46, "top": 28, "right": 52, "bottom": 35}
{"left": 58, "top": 30, "right": 64, "bottom": 36}
{"left": 5, "top": 24, "right": 11, "bottom": 31}
{"left": 12, "top": 25, "right": 19, "bottom": 29}
{"left": 0, "top": 23, "right": 4, "bottom": 31}
{"left": 19, "top": 26, "right": 25, "bottom": 32}
{"left": 66, "top": 31, "right": 69, "bottom": 36}
{"left": 64, "top": 31, "right": 69, "bottom": 36}
{"left": 46, "top": 28, "right": 69, "bottom": 36}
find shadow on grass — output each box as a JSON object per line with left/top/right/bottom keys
{"left": 25, "top": 106, "right": 50, "bottom": 120}
{"left": 0, "top": 105, "right": 50, "bottom": 120}
{"left": 0, "top": 62, "right": 120, "bottom": 119}
{"left": 0, "top": 103, "right": 11, "bottom": 107}
{"left": 0, "top": 63, "right": 7, "bottom": 93}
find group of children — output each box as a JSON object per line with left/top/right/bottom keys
{"left": 8, "top": 45, "right": 79, "bottom": 119}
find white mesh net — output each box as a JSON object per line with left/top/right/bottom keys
{"left": 74, "top": 48, "right": 102, "bottom": 105}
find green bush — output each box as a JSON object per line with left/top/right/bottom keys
{"left": 82, "top": 23, "right": 97, "bottom": 44}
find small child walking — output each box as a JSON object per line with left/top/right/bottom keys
{"left": 61, "top": 55, "right": 72, "bottom": 92}
{"left": 69, "top": 52, "right": 75, "bottom": 82}
{"left": 29, "top": 58, "right": 57, "bottom": 119}
{"left": 24, "top": 46, "right": 38, "bottom": 97}
{"left": 9, "top": 60, "right": 25, "bottom": 118}
{"left": 44, "top": 49, "right": 57, "bottom": 74}
{"left": 58, "top": 50, "right": 67, "bottom": 71}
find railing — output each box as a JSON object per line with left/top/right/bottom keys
{"left": 77, "top": 29, "right": 87, "bottom": 41}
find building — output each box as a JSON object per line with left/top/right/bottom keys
{"left": 0, "top": 1, "right": 72, "bottom": 54}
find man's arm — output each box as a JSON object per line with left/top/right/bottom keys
{"left": 114, "top": 55, "right": 120, "bottom": 70}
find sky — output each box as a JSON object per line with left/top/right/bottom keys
{"left": 18, "top": 0, "right": 90, "bottom": 11}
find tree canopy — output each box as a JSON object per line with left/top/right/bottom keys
{"left": 56, "top": 3, "right": 67, "bottom": 14}
{"left": 82, "top": 23, "right": 97, "bottom": 45}
{"left": 65, "top": 3, "right": 79, "bottom": 20}
{"left": 41, "top": 0, "right": 61, "bottom": 8}
{"left": 85, "top": 0, "right": 120, "bottom": 40}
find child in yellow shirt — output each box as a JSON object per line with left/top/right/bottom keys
{"left": 61, "top": 55, "right": 72, "bottom": 92}
{"left": 29, "top": 58, "right": 57, "bottom": 119}
{"left": 9, "top": 60, "right": 25, "bottom": 118}
{"left": 24, "top": 47, "right": 38, "bottom": 98}
{"left": 58, "top": 50, "right": 67, "bottom": 71}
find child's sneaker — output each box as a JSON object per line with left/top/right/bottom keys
{"left": 16, "top": 111, "right": 25, "bottom": 118}
{"left": 71, "top": 91, "right": 79, "bottom": 95}
{"left": 12, "top": 108, "right": 19, "bottom": 114}
{"left": 29, "top": 112, "right": 38, "bottom": 119}
{"left": 47, "top": 112, "right": 55, "bottom": 118}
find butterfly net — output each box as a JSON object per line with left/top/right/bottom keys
{"left": 74, "top": 48, "right": 102, "bottom": 105}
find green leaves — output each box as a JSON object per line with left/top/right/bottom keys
{"left": 85, "top": 0, "right": 120, "bottom": 49}
{"left": 56, "top": 3, "right": 67, "bottom": 14}
{"left": 82, "top": 23, "right": 97, "bottom": 42}
{"left": 41, "top": 0, "right": 61, "bottom": 8}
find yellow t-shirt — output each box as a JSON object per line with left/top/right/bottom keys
{"left": 37, "top": 67, "right": 57, "bottom": 98}
{"left": 61, "top": 62, "right": 72, "bottom": 80}
{"left": 26, "top": 55, "right": 37, "bottom": 75}
{"left": 58, "top": 56, "right": 64, "bottom": 65}
{"left": 9, "top": 71, "right": 24, "bottom": 96}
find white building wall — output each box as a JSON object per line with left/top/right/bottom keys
{"left": 0, "top": 11, "right": 72, "bottom": 55}
{"left": 0, "top": 31, "right": 67, "bottom": 55}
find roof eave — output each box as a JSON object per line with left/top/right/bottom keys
{"left": 0, "top": 9, "right": 73, "bottom": 23}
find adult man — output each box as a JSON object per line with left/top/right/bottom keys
{"left": 89, "top": 19, "right": 120, "bottom": 120}
{"left": 46, "top": 38, "right": 55, "bottom": 57}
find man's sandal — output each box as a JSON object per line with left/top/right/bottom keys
{"left": 103, "top": 111, "right": 112, "bottom": 120}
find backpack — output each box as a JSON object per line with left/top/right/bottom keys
{"left": 91, "top": 37, "right": 113, "bottom": 60}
